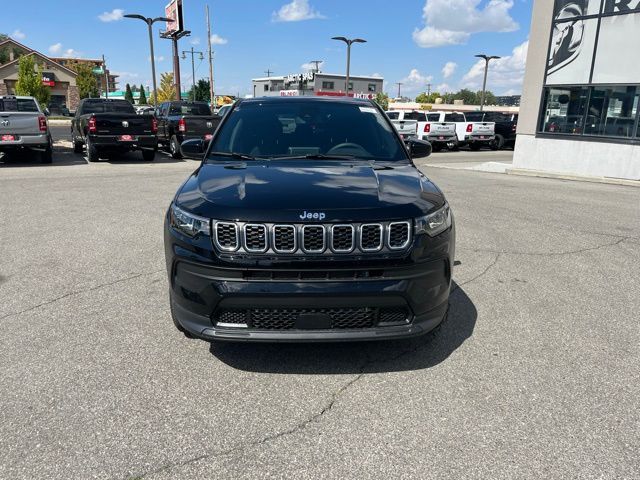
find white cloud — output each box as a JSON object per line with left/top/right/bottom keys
{"left": 399, "top": 68, "right": 434, "bottom": 96}
{"left": 190, "top": 37, "right": 200, "bottom": 45}
{"left": 370, "top": 72, "right": 383, "bottom": 78}
{"left": 98, "top": 8, "right": 124, "bottom": 22}
{"left": 11, "top": 29, "right": 26, "bottom": 40}
{"left": 272, "top": 0, "right": 325, "bottom": 22}
{"left": 461, "top": 40, "right": 528, "bottom": 94}
{"left": 210, "top": 34, "right": 228, "bottom": 45}
{"left": 148, "top": 55, "right": 166, "bottom": 62}
{"left": 62, "top": 48, "right": 81, "bottom": 58}
{"left": 413, "top": 0, "right": 518, "bottom": 48}
{"left": 435, "top": 83, "right": 452, "bottom": 93}
{"left": 301, "top": 61, "right": 324, "bottom": 71}
{"left": 48, "top": 43, "right": 63, "bottom": 54}
{"left": 442, "top": 62, "right": 457, "bottom": 78}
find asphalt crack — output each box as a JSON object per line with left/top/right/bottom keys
{"left": 0, "top": 269, "right": 164, "bottom": 321}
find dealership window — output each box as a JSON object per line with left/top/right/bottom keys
{"left": 348, "top": 82, "right": 353, "bottom": 91}
{"left": 322, "top": 81, "right": 334, "bottom": 90}
{"left": 368, "top": 84, "right": 376, "bottom": 92}
{"left": 540, "top": 86, "right": 589, "bottom": 134}
{"left": 264, "top": 84, "right": 269, "bottom": 92}
{"left": 584, "top": 86, "right": 639, "bottom": 138}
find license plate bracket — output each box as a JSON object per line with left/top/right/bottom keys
{"left": 295, "top": 313, "right": 332, "bottom": 330}
{"left": 1, "top": 134, "right": 16, "bottom": 142}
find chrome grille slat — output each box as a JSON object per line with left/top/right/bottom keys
{"left": 213, "top": 220, "right": 412, "bottom": 255}
{"left": 301, "top": 225, "right": 326, "bottom": 253}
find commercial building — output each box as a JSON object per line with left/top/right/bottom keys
{"left": 514, "top": 0, "right": 640, "bottom": 181}
{"left": 252, "top": 72, "right": 383, "bottom": 99}
{"left": 0, "top": 37, "right": 119, "bottom": 113}
{"left": 50, "top": 57, "right": 118, "bottom": 93}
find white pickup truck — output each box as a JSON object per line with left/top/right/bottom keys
{"left": 427, "top": 111, "right": 496, "bottom": 151}
{"left": 0, "top": 95, "right": 53, "bottom": 163}
{"left": 385, "top": 110, "right": 423, "bottom": 140}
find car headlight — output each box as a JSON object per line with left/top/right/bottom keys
{"left": 415, "top": 203, "right": 451, "bottom": 237}
{"left": 170, "top": 203, "right": 210, "bottom": 237}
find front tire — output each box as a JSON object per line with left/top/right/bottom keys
{"left": 86, "top": 137, "right": 99, "bottom": 162}
{"left": 469, "top": 143, "right": 481, "bottom": 151}
{"left": 491, "top": 134, "right": 504, "bottom": 151}
{"left": 142, "top": 149, "right": 156, "bottom": 162}
{"left": 169, "top": 135, "right": 182, "bottom": 159}
{"left": 41, "top": 145, "right": 53, "bottom": 164}
{"left": 72, "top": 135, "right": 83, "bottom": 153}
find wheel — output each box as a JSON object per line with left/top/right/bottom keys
{"left": 469, "top": 143, "right": 481, "bottom": 151}
{"left": 170, "top": 300, "right": 195, "bottom": 339}
{"left": 142, "top": 149, "right": 156, "bottom": 162}
{"left": 491, "top": 134, "right": 504, "bottom": 151}
{"left": 431, "top": 144, "right": 442, "bottom": 152}
{"left": 72, "top": 135, "right": 83, "bottom": 153}
{"left": 40, "top": 145, "right": 53, "bottom": 164}
{"left": 86, "top": 137, "right": 99, "bottom": 162}
{"left": 169, "top": 135, "right": 182, "bottom": 159}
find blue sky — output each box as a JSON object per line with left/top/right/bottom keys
{"left": 3, "top": 0, "right": 533, "bottom": 97}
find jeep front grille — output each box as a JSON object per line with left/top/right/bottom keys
{"left": 212, "top": 220, "right": 411, "bottom": 255}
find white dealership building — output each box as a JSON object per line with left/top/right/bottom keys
{"left": 514, "top": 0, "right": 640, "bottom": 181}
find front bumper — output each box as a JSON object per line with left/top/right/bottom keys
{"left": 165, "top": 223, "right": 455, "bottom": 342}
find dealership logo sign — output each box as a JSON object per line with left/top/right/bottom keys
{"left": 603, "top": 0, "right": 640, "bottom": 13}
{"left": 548, "top": 1, "right": 585, "bottom": 74}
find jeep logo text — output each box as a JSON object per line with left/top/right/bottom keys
{"left": 299, "top": 211, "right": 326, "bottom": 221}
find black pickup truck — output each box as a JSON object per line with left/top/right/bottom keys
{"left": 71, "top": 98, "right": 157, "bottom": 162}
{"left": 465, "top": 111, "right": 518, "bottom": 149}
{"left": 155, "top": 101, "right": 221, "bottom": 158}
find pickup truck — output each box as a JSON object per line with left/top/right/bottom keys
{"left": 416, "top": 112, "right": 458, "bottom": 151}
{"left": 429, "top": 111, "right": 495, "bottom": 151}
{"left": 465, "top": 111, "right": 518, "bottom": 149}
{"left": 385, "top": 111, "right": 420, "bottom": 140}
{"left": 71, "top": 98, "right": 157, "bottom": 162}
{"left": 155, "top": 101, "right": 221, "bottom": 158}
{"left": 0, "top": 95, "right": 53, "bottom": 163}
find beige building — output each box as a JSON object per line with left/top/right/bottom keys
{"left": 515, "top": 0, "right": 640, "bottom": 181}
{"left": 0, "top": 37, "right": 99, "bottom": 112}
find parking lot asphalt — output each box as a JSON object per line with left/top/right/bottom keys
{"left": 0, "top": 140, "right": 639, "bottom": 479}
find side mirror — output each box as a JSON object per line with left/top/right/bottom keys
{"left": 405, "top": 138, "right": 432, "bottom": 159}
{"left": 180, "top": 139, "right": 205, "bottom": 159}
{"left": 44, "top": 108, "right": 50, "bottom": 116}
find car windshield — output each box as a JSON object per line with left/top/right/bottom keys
{"left": 170, "top": 103, "right": 211, "bottom": 116}
{"left": 81, "top": 100, "right": 135, "bottom": 114}
{"left": 208, "top": 101, "right": 407, "bottom": 161}
{"left": 0, "top": 98, "right": 38, "bottom": 112}
{"left": 385, "top": 111, "right": 400, "bottom": 120}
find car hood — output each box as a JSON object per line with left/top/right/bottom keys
{"left": 175, "top": 160, "right": 445, "bottom": 223}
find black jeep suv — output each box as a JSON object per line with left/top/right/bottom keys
{"left": 164, "top": 97, "right": 455, "bottom": 342}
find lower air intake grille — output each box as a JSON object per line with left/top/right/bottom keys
{"left": 214, "top": 307, "right": 407, "bottom": 330}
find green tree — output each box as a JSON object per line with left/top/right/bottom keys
{"left": 138, "top": 85, "right": 147, "bottom": 105}
{"left": 124, "top": 83, "right": 134, "bottom": 104}
{"left": 153, "top": 72, "right": 175, "bottom": 103}
{"left": 477, "top": 90, "right": 497, "bottom": 106}
{"left": 374, "top": 92, "right": 389, "bottom": 111}
{"left": 451, "top": 88, "right": 478, "bottom": 105}
{"left": 66, "top": 61, "right": 99, "bottom": 99}
{"left": 415, "top": 92, "right": 441, "bottom": 103}
{"left": 188, "top": 79, "right": 211, "bottom": 102}
{"left": 15, "top": 55, "right": 50, "bottom": 107}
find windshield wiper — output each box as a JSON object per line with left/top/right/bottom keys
{"left": 272, "top": 154, "right": 356, "bottom": 160}
{"left": 207, "top": 151, "right": 259, "bottom": 161}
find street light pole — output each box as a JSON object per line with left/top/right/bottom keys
{"left": 475, "top": 54, "right": 501, "bottom": 111}
{"left": 396, "top": 82, "right": 403, "bottom": 99}
{"left": 331, "top": 37, "right": 366, "bottom": 96}
{"left": 182, "top": 47, "right": 204, "bottom": 102}
{"left": 124, "top": 14, "right": 174, "bottom": 106}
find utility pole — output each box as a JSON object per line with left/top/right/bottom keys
{"left": 102, "top": 54, "right": 109, "bottom": 99}
{"left": 182, "top": 47, "right": 204, "bottom": 101}
{"left": 426, "top": 83, "right": 431, "bottom": 96}
{"left": 396, "top": 82, "right": 403, "bottom": 99}
{"left": 309, "top": 60, "right": 322, "bottom": 73}
{"left": 206, "top": 4, "right": 214, "bottom": 104}
{"left": 264, "top": 69, "right": 274, "bottom": 77}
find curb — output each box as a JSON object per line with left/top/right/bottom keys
{"left": 506, "top": 168, "right": 640, "bottom": 188}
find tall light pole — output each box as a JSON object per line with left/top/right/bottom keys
{"left": 124, "top": 14, "right": 173, "bottom": 106}
{"left": 331, "top": 37, "right": 366, "bottom": 95}
{"left": 182, "top": 47, "right": 204, "bottom": 101}
{"left": 396, "top": 82, "right": 403, "bottom": 99}
{"left": 475, "top": 54, "right": 501, "bottom": 111}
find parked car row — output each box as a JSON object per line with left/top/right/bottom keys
{"left": 69, "top": 98, "right": 222, "bottom": 162}
{"left": 386, "top": 109, "right": 518, "bottom": 151}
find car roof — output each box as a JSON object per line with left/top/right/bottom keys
{"left": 0, "top": 95, "right": 36, "bottom": 100}
{"left": 239, "top": 96, "right": 374, "bottom": 106}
